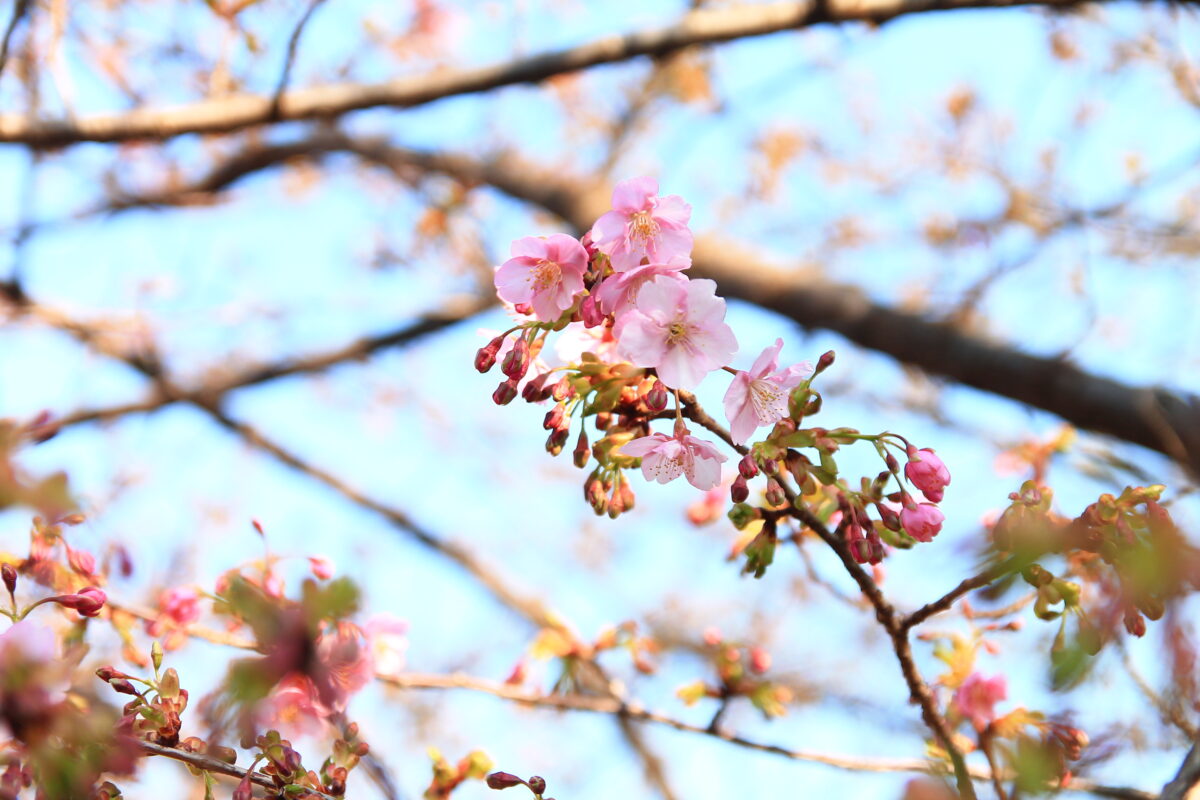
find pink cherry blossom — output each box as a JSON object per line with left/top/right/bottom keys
{"left": 364, "top": 614, "right": 409, "bottom": 677}
{"left": 259, "top": 673, "right": 331, "bottom": 735}
{"left": 160, "top": 587, "right": 202, "bottom": 626}
{"left": 623, "top": 425, "right": 727, "bottom": 491}
{"left": 590, "top": 177, "right": 693, "bottom": 271}
{"left": 953, "top": 672, "right": 1007, "bottom": 731}
{"left": 592, "top": 258, "right": 689, "bottom": 316}
{"left": 905, "top": 446, "right": 951, "bottom": 503}
{"left": 554, "top": 321, "right": 622, "bottom": 365}
{"left": 314, "top": 621, "right": 375, "bottom": 709}
{"left": 723, "top": 338, "right": 812, "bottom": 445}
{"left": 614, "top": 276, "right": 737, "bottom": 390}
{"left": 308, "top": 556, "right": 335, "bottom": 580}
{"left": 494, "top": 234, "right": 589, "bottom": 322}
{"left": 900, "top": 500, "right": 945, "bottom": 543}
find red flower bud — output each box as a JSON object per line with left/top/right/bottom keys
{"left": 730, "top": 475, "right": 749, "bottom": 504}
{"left": 58, "top": 586, "right": 107, "bottom": 617}
{"left": 492, "top": 379, "right": 519, "bottom": 406}
{"left": 232, "top": 776, "right": 254, "bottom": 800}
{"left": 521, "top": 372, "right": 551, "bottom": 402}
{"left": 815, "top": 350, "right": 835, "bottom": 374}
{"left": 765, "top": 479, "right": 785, "bottom": 507}
{"left": 475, "top": 335, "right": 505, "bottom": 373}
{"left": 738, "top": 454, "right": 759, "bottom": 480}
{"left": 543, "top": 404, "right": 566, "bottom": 431}
{"left": 1, "top": 563, "right": 15, "bottom": 596}
{"left": 551, "top": 376, "right": 575, "bottom": 402}
{"left": 572, "top": 431, "right": 590, "bottom": 468}
{"left": 546, "top": 428, "right": 569, "bottom": 456}
{"left": 580, "top": 294, "right": 605, "bottom": 328}
{"left": 67, "top": 547, "right": 96, "bottom": 577}
{"left": 527, "top": 776, "right": 547, "bottom": 795}
{"left": 501, "top": 338, "right": 531, "bottom": 380}
{"left": 748, "top": 646, "right": 771, "bottom": 674}
{"left": 486, "top": 772, "right": 525, "bottom": 790}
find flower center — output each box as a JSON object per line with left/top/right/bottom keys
{"left": 666, "top": 321, "right": 688, "bottom": 344}
{"left": 531, "top": 259, "right": 561, "bottom": 292}
{"left": 628, "top": 210, "right": 660, "bottom": 242}
{"left": 749, "top": 379, "right": 787, "bottom": 423}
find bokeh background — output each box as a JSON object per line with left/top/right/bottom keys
{"left": 2, "top": 0, "right": 1200, "bottom": 798}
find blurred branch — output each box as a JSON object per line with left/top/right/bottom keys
{"left": 271, "top": 0, "right": 329, "bottom": 119}
{"left": 901, "top": 558, "right": 1023, "bottom": 631}
{"left": 0, "top": 0, "right": 32, "bottom": 79}
{"left": 1161, "top": 738, "right": 1200, "bottom": 800}
{"left": 0, "top": 0, "right": 1179, "bottom": 147}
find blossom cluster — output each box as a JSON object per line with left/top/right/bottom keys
{"left": 477, "top": 177, "right": 953, "bottom": 567}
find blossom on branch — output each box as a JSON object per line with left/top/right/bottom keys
{"left": 590, "top": 176, "right": 693, "bottom": 271}
{"left": 623, "top": 425, "right": 727, "bottom": 491}
{"left": 592, "top": 258, "right": 690, "bottom": 316}
{"left": 905, "top": 446, "right": 951, "bottom": 503}
{"left": 953, "top": 672, "right": 1007, "bottom": 731}
{"left": 723, "top": 338, "right": 812, "bottom": 445}
{"left": 614, "top": 276, "right": 737, "bottom": 390}
{"left": 900, "top": 500, "right": 944, "bottom": 543}
{"left": 494, "top": 234, "right": 588, "bottom": 322}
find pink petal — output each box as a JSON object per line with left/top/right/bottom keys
{"left": 615, "top": 311, "right": 668, "bottom": 367}
{"left": 612, "top": 176, "right": 658, "bottom": 214}
{"left": 749, "top": 339, "right": 784, "bottom": 379}
{"left": 622, "top": 434, "right": 668, "bottom": 457}
{"left": 651, "top": 194, "right": 692, "bottom": 227}
{"left": 686, "top": 454, "right": 722, "bottom": 491}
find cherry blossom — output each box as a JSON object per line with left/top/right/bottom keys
{"left": 308, "top": 556, "right": 335, "bottom": 580}
{"left": 614, "top": 276, "right": 737, "bottom": 390}
{"left": 314, "top": 621, "right": 375, "bottom": 709}
{"left": 723, "top": 338, "right": 812, "bottom": 445}
{"left": 590, "top": 177, "right": 693, "bottom": 271}
{"left": 905, "top": 446, "right": 952, "bottom": 503}
{"left": 623, "top": 425, "right": 727, "bottom": 491}
{"left": 554, "top": 321, "right": 622, "bottom": 365}
{"left": 364, "top": 614, "right": 409, "bottom": 677}
{"left": 591, "top": 258, "right": 689, "bottom": 316}
{"left": 259, "top": 674, "right": 330, "bottom": 735}
{"left": 953, "top": 672, "right": 1007, "bottom": 731}
{"left": 494, "top": 234, "right": 589, "bottom": 322}
{"left": 159, "top": 587, "right": 202, "bottom": 626}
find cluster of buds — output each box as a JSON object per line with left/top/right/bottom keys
{"left": 100, "top": 646, "right": 188, "bottom": 748}
{"left": 676, "top": 630, "right": 791, "bottom": 719}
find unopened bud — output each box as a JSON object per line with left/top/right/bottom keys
{"left": 111, "top": 679, "right": 138, "bottom": 696}
{"left": 151, "top": 641, "right": 164, "bottom": 672}
{"left": 501, "top": 338, "right": 531, "bottom": 380}
{"left": 730, "top": 475, "right": 749, "bottom": 503}
{"left": 492, "top": 379, "right": 519, "bottom": 406}
{"left": 546, "top": 427, "right": 569, "bottom": 456}
{"left": 802, "top": 394, "right": 823, "bottom": 416}
{"left": 1, "top": 563, "right": 15, "bottom": 595}
{"left": 885, "top": 453, "right": 899, "bottom": 472}
{"left": 572, "top": 431, "right": 590, "bottom": 468}
{"left": 594, "top": 411, "right": 611, "bottom": 431}
{"left": 527, "top": 777, "right": 547, "bottom": 795}
{"left": 475, "top": 335, "right": 505, "bottom": 373}
{"left": 580, "top": 294, "right": 605, "bottom": 328}
{"left": 748, "top": 646, "right": 771, "bottom": 674}
{"left": 67, "top": 547, "right": 96, "bottom": 577}
{"left": 815, "top": 350, "right": 835, "bottom": 374}
{"left": 738, "top": 454, "right": 759, "bottom": 480}
{"left": 232, "top": 776, "right": 254, "bottom": 800}
{"left": 543, "top": 404, "right": 566, "bottom": 431}
{"left": 879, "top": 505, "right": 901, "bottom": 531}
{"left": 618, "top": 481, "right": 635, "bottom": 513}
{"left": 486, "top": 772, "right": 524, "bottom": 790}
{"left": 645, "top": 380, "right": 669, "bottom": 413}
{"left": 765, "top": 479, "right": 785, "bottom": 506}
{"left": 521, "top": 372, "right": 551, "bottom": 402}
{"left": 759, "top": 457, "right": 778, "bottom": 475}
{"left": 1124, "top": 608, "right": 1147, "bottom": 637}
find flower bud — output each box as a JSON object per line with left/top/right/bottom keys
{"left": 58, "top": 586, "right": 107, "bottom": 617}
{"left": 486, "top": 772, "right": 525, "bottom": 790}
{"left": 111, "top": 679, "right": 138, "bottom": 696}
{"left": 759, "top": 457, "right": 777, "bottom": 475}
{"left": 580, "top": 294, "right": 605, "bottom": 328}
{"left": 645, "top": 380, "right": 669, "bottom": 413}
{"left": 594, "top": 411, "right": 611, "bottom": 431}
{"left": 527, "top": 776, "right": 547, "bottom": 795}
{"left": 572, "top": 431, "right": 591, "bottom": 468}
{"left": 1, "top": 563, "right": 16, "bottom": 596}
{"left": 67, "top": 547, "right": 96, "bottom": 577}
{"left": 730, "top": 475, "right": 749, "bottom": 503}
{"left": 546, "top": 428, "right": 569, "bottom": 456}
{"left": 748, "top": 647, "right": 771, "bottom": 674}
{"left": 618, "top": 481, "right": 635, "bottom": 513}
{"left": 738, "top": 454, "right": 759, "bottom": 480}
{"left": 475, "top": 335, "right": 505, "bottom": 373}
{"left": 501, "top": 338, "right": 531, "bottom": 380}
{"left": 492, "top": 379, "right": 519, "bottom": 406}
{"left": 585, "top": 476, "right": 608, "bottom": 515}
{"left": 543, "top": 404, "right": 566, "bottom": 431}
{"left": 232, "top": 776, "right": 254, "bottom": 800}
{"left": 815, "top": 350, "right": 835, "bottom": 374}
{"left": 765, "top": 479, "right": 785, "bottom": 507}
{"left": 521, "top": 372, "right": 551, "bottom": 402}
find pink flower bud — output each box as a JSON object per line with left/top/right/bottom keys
{"left": 551, "top": 376, "right": 575, "bottom": 402}
{"left": 904, "top": 447, "right": 951, "bottom": 503}
{"left": 900, "top": 501, "right": 944, "bottom": 543}
{"left": 580, "top": 294, "right": 605, "bottom": 328}
{"left": 500, "top": 338, "right": 531, "bottom": 380}
{"left": 521, "top": 372, "right": 551, "bottom": 402}
{"left": 749, "top": 646, "right": 771, "bottom": 674}
{"left": 738, "top": 454, "right": 759, "bottom": 480}
{"left": 513, "top": 302, "right": 533, "bottom": 316}
{"left": 492, "top": 379, "right": 519, "bottom": 406}
{"left": 308, "top": 556, "right": 335, "bottom": 580}
{"left": 815, "top": 350, "right": 835, "bottom": 374}
{"left": 645, "top": 380, "right": 669, "bottom": 413}
{"left": 546, "top": 428, "right": 569, "bottom": 456}
{"left": 58, "top": 586, "right": 107, "bottom": 617}
{"left": 67, "top": 547, "right": 96, "bottom": 577}
{"left": 765, "top": 478, "right": 784, "bottom": 506}
{"left": 232, "top": 776, "right": 254, "bottom": 800}
{"left": 475, "top": 335, "right": 505, "bottom": 373}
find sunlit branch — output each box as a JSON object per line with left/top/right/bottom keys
{"left": 138, "top": 740, "right": 340, "bottom": 800}
{"left": 0, "top": 0, "right": 1182, "bottom": 147}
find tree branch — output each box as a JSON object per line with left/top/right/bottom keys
{"left": 0, "top": 0, "right": 1180, "bottom": 146}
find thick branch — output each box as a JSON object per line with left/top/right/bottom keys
{"left": 0, "top": 0, "right": 1177, "bottom": 147}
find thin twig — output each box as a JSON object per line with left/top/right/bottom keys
{"left": 138, "top": 740, "right": 340, "bottom": 800}
{"left": 270, "top": 0, "right": 329, "bottom": 119}
{"left": 0, "top": 0, "right": 32, "bottom": 79}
